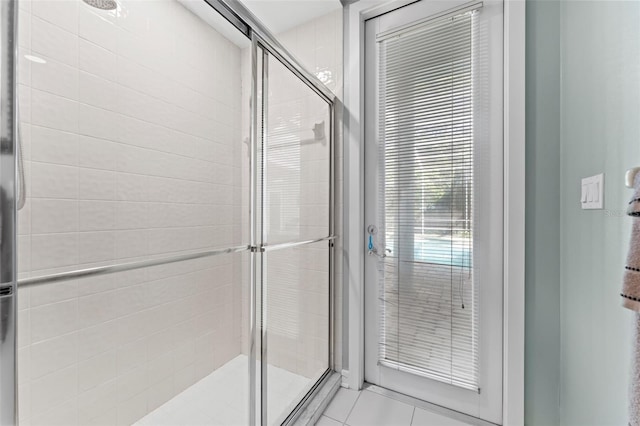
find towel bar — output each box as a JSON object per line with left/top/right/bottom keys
{"left": 626, "top": 167, "right": 640, "bottom": 188}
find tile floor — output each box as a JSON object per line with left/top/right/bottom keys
{"left": 134, "top": 355, "right": 311, "bottom": 426}
{"left": 317, "top": 386, "right": 474, "bottom": 426}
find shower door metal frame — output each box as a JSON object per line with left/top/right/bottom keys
{"left": 250, "top": 28, "right": 337, "bottom": 425}
{"left": 0, "top": 0, "right": 18, "bottom": 423}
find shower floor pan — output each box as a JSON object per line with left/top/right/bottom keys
{"left": 134, "top": 355, "right": 311, "bottom": 426}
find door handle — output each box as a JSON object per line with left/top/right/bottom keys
{"left": 367, "top": 225, "right": 390, "bottom": 257}
{"left": 368, "top": 247, "right": 390, "bottom": 258}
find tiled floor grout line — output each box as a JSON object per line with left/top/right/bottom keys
{"left": 409, "top": 405, "right": 416, "bottom": 426}
{"left": 322, "top": 413, "right": 345, "bottom": 424}
{"left": 318, "top": 406, "right": 341, "bottom": 423}
{"left": 340, "top": 387, "right": 362, "bottom": 425}
{"left": 321, "top": 388, "right": 474, "bottom": 426}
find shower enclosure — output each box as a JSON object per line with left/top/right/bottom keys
{"left": 0, "top": 0, "right": 336, "bottom": 424}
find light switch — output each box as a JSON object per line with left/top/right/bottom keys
{"left": 581, "top": 173, "right": 604, "bottom": 209}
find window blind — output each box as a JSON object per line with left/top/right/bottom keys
{"left": 377, "top": 10, "right": 479, "bottom": 391}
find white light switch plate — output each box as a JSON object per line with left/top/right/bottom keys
{"left": 581, "top": 173, "right": 604, "bottom": 209}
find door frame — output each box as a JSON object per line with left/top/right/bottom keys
{"left": 342, "top": 0, "right": 525, "bottom": 424}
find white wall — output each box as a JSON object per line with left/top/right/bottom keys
{"left": 16, "top": 0, "right": 247, "bottom": 424}
{"left": 525, "top": 1, "right": 640, "bottom": 424}
{"left": 525, "top": 1, "right": 561, "bottom": 423}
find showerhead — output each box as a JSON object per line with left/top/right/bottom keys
{"left": 82, "top": 0, "right": 117, "bottom": 10}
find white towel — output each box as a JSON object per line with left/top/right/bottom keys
{"left": 632, "top": 313, "right": 640, "bottom": 426}
{"left": 622, "top": 172, "right": 640, "bottom": 311}
{"left": 624, "top": 173, "right": 640, "bottom": 426}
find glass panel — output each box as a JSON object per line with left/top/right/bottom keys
{"left": 16, "top": 0, "right": 252, "bottom": 424}
{"left": 264, "top": 54, "right": 331, "bottom": 245}
{"left": 263, "top": 241, "right": 330, "bottom": 425}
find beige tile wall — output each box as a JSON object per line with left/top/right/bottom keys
{"left": 16, "top": 0, "right": 248, "bottom": 424}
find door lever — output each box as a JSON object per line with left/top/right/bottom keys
{"left": 368, "top": 246, "right": 391, "bottom": 258}
{"left": 367, "top": 225, "right": 390, "bottom": 258}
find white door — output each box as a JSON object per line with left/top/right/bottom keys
{"left": 363, "top": 0, "right": 504, "bottom": 423}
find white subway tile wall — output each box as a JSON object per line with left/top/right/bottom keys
{"left": 17, "top": 0, "right": 248, "bottom": 424}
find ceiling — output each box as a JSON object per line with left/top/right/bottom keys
{"left": 179, "top": 0, "right": 342, "bottom": 48}
{"left": 178, "top": 0, "right": 251, "bottom": 46}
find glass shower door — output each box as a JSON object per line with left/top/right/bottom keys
{"left": 0, "top": 0, "right": 335, "bottom": 424}
{"left": 10, "top": 0, "right": 254, "bottom": 424}
{"left": 254, "top": 40, "right": 334, "bottom": 425}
